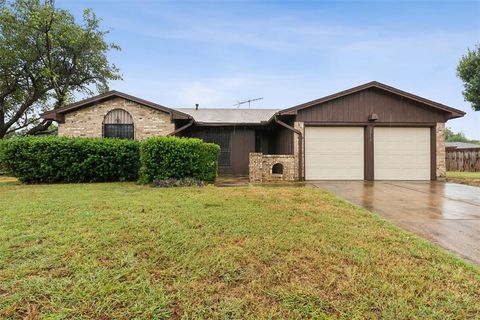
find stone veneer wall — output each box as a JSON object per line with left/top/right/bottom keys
{"left": 436, "top": 122, "right": 446, "bottom": 179}
{"left": 58, "top": 97, "right": 175, "bottom": 140}
{"left": 293, "top": 121, "right": 305, "bottom": 180}
{"left": 249, "top": 153, "right": 297, "bottom": 182}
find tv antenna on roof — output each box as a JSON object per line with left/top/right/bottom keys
{"left": 234, "top": 97, "right": 263, "bottom": 109}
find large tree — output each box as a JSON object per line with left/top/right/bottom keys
{"left": 0, "top": 0, "right": 121, "bottom": 138}
{"left": 457, "top": 44, "right": 480, "bottom": 111}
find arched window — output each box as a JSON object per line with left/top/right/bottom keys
{"left": 272, "top": 163, "right": 283, "bottom": 174}
{"left": 103, "top": 109, "right": 134, "bottom": 139}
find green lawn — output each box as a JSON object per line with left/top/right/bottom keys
{"left": 0, "top": 177, "right": 479, "bottom": 319}
{"left": 447, "top": 171, "right": 480, "bottom": 187}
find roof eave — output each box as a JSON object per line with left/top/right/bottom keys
{"left": 41, "top": 110, "right": 65, "bottom": 123}
{"left": 447, "top": 112, "right": 466, "bottom": 120}
{"left": 193, "top": 122, "right": 267, "bottom": 126}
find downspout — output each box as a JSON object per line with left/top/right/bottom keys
{"left": 168, "top": 118, "right": 194, "bottom": 136}
{"left": 274, "top": 116, "right": 303, "bottom": 181}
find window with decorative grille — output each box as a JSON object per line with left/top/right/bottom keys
{"left": 103, "top": 109, "right": 134, "bottom": 139}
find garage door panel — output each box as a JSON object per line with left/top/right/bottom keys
{"left": 305, "top": 127, "right": 364, "bottom": 180}
{"left": 376, "top": 143, "right": 430, "bottom": 152}
{"left": 374, "top": 127, "right": 430, "bottom": 180}
{"left": 375, "top": 154, "right": 430, "bottom": 164}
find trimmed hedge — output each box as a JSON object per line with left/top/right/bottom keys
{"left": 140, "top": 136, "right": 220, "bottom": 183}
{"left": 0, "top": 137, "right": 140, "bottom": 183}
{"left": 0, "top": 136, "right": 220, "bottom": 184}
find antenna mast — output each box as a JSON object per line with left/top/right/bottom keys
{"left": 234, "top": 97, "right": 264, "bottom": 109}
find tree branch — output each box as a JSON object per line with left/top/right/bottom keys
{"left": 5, "top": 116, "right": 43, "bottom": 134}
{"left": 26, "top": 119, "right": 53, "bottom": 135}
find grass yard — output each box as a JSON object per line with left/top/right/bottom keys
{"left": 0, "top": 177, "right": 479, "bottom": 319}
{"left": 447, "top": 171, "right": 480, "bottom": 187}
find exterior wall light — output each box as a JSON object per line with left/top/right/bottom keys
{"left": 368, "top": 113, "right": 379, "bottom": 121}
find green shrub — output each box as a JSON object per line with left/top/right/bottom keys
{"left": 140, "top": 136, "right": 220, "bottom": 183}
{"left": 0, "top": 136, "right": 219, "bottom": 184}
{"left": 0, "top": 136, "right": 140, "bottom": 183}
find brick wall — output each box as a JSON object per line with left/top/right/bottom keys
{"left": 58, "top": 97, "right": 175, "bottom": 140}
{"left": 249, "top": 153, "right": 297, "bottom": 182}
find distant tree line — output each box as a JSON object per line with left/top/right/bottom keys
{"left": 445, "top": 127, "right": 479, "bottom": 144}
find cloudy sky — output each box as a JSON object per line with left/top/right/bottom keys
{"left": 58, "top": 0, "right": 480, "bottom": 139}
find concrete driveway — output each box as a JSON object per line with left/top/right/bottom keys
{"left": 312, "top": 181, "right": 480, "bottom": 265}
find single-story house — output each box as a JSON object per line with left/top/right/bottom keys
{"left": 42, "top": 81, "right": 465, "bottom": 181}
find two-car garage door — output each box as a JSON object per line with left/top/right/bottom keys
{"left": 304, "top": 126, "right": 431, "bottom": 180}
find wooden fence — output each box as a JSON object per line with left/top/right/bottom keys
{"left": 446, "top": 148, "right": 480, "bottom": 172}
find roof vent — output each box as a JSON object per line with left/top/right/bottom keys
{"left": 195, "top": 103, "right": 199, "bottom": 110}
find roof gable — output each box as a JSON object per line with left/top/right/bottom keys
{"left": 277, "top": 81, "right": 465, "bottom": 119}
{"left": 42, "top": 91, "right": 191, "bottom": 121}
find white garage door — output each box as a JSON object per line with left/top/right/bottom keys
{"left": 305, "top": 127, "right": 364, "bottom": 180}
{"left": 374, "top": 127, "right": 430, "bottom": 180}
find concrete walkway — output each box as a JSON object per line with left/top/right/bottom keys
{"left": 312, "top": 181, "right": 480, "bottom": 265}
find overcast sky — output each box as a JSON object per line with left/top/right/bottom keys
{"left": 58, "top": 0, "right": 480, "bottom": 139}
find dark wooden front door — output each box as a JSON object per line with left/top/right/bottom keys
{"left": 231, "top": 128, "right": 255, "bottom": 175}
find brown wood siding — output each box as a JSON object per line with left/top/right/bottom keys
{"left": 183, "top": 126, "right": 255, "bottom": 175}
{"left": 296, "top": 88, "right": 447, "bottom": 123}
{"left": 255, "top": 130, "right": 273, "bottom": 154}
{"left": 274, "top": 125, "right": 294, "bottom": 155}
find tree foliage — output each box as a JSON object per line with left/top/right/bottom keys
{"left": 457, "top": 44, "right": 480, "bottom": 111}
{"left": 445, "top": 127, "right": 480, "bottom": 144}
{"left": 0, "top": 0, "right": 121, "bottom": 138}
